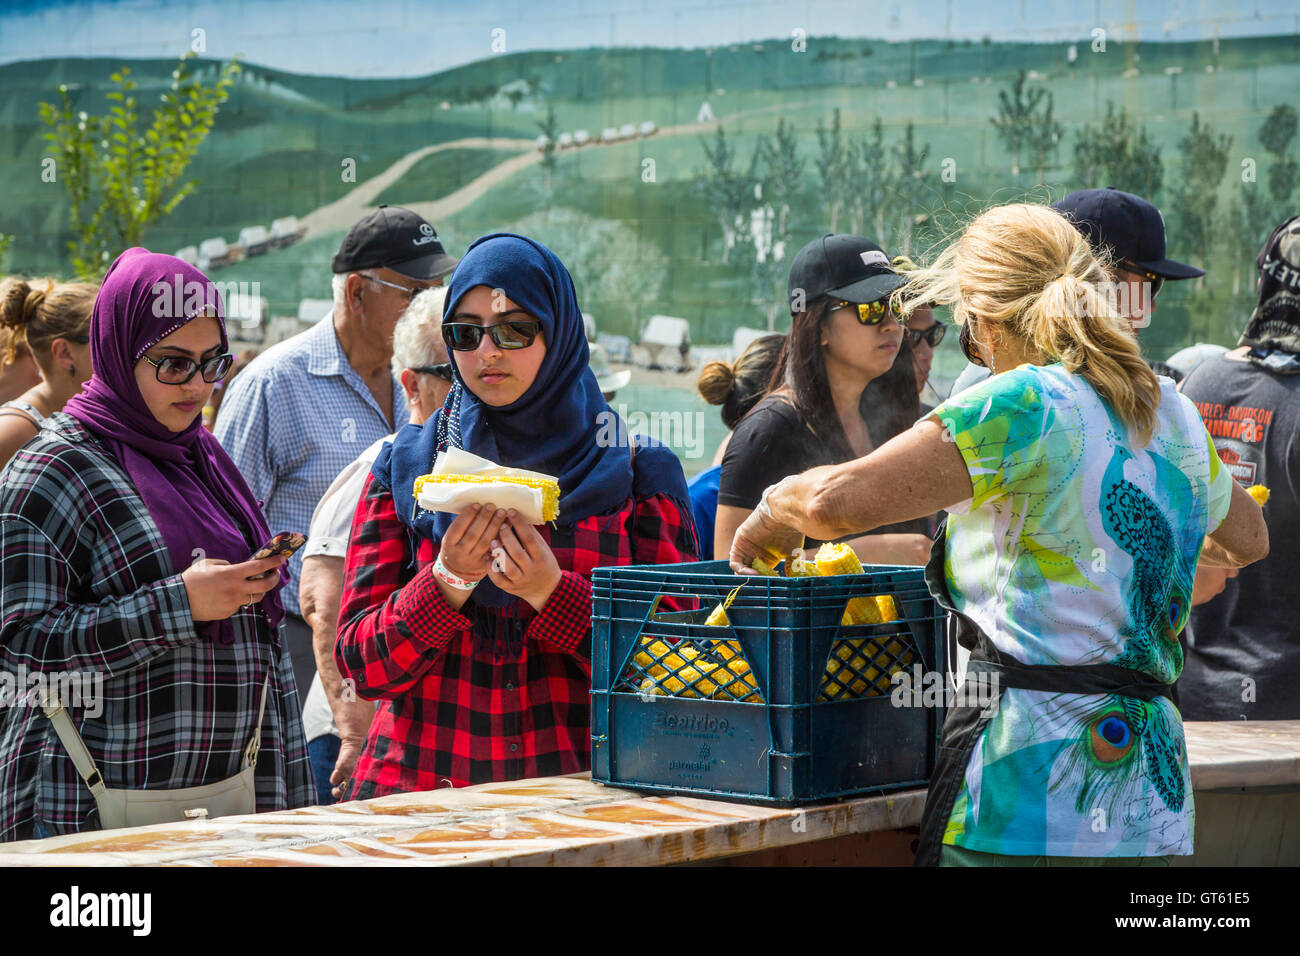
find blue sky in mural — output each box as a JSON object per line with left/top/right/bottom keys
{"left": 0, "top": 0, "right": 1296, "bottom": 75}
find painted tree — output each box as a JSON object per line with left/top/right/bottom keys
{"left": 845, "top": 118, "right": 891, "bottom": 239}
{"left": 1259, "top": 104, "right": 1298, "bottom": 208}
{"left": 1227, "top": 104, "right": 1298, "bottom": 295}
{"left": 39, "top": 52, "right": 240, "bottom": 279}
{"left": 815, "top": 108, "right": 849, "bottom": 232}
{"left": 1026, "top": 92, "right": 1062, "bottom": 186}
{"left": 1073, "top": 102, "right": 1164, "bottom": 199}
{"left": 750, "top": 119, "right": 805, "bottom": 329}
{"left": 537, "top": 105, "right": 559, "bottom": 193}
{"left": 1169, "top": 112, "right": 1233, "bottom": 287}
{"left": 695, "top": 125, "right": 752, "bottom": 264}
{"left": 886, "top": 123, "right": 932, "bottom": 256}
{"left": 990, "top": 69, "right": 1053, "bottom": 178}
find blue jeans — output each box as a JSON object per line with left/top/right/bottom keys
{"left": 33, "top": 819, "right": 53, "bottom": 840}
{"left": 308, "top": 734, "right": 341, "bottom": 805}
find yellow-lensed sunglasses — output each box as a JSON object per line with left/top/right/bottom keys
{"left": 832, "top": 298, "right": 902, "bottom": 325}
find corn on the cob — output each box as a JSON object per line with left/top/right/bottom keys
{"left": 414, "top": 473, "right": 560, "bottom": 522}
{"left": 750, "top": 557, "right": 779, "bottom": 576}
{"left": 812, "top": 543, "right": 902, "bottom": 626}
{"left": 1247, "top": 484, "right": 1270, "bottom": 507}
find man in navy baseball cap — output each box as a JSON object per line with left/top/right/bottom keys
{"left": 1052, "top": 186, "right": 1204, "bottom": 330}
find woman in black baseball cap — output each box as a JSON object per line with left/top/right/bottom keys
{"left": 713, "top": 234, "right": 933, "bottom": 564}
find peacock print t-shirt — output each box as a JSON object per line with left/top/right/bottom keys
{"left": 930, "top": 363, "right": 1233, "bottom": 856}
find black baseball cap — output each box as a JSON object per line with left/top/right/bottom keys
{"left": 332, "top": 204, "right": 458, "bottom": 280}
{"left": 787, "top": 234, "right": 906, "bottom": 311}
{"left": 1052, "top": 187, "right": 1205, "bottom": 280}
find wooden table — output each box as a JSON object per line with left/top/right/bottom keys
{"left": 1, "top": 721, "right": 1295, "bottom": 866}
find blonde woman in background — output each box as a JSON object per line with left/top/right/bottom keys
{"left": 0, "top": 277, "right": 97, "bottom": 470}
{"left": 0, "top": 329, "right": 42, "bottom": 404}
{"left": 729, "top": 203, "right": 1267, "bottom": 866}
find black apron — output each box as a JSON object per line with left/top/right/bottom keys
{"left": 914, "top": 519, "right": 1174, "bottom": 867}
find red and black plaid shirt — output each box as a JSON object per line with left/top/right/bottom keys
{"left": 335, "top": 473, "right": 696, "bottom": 798}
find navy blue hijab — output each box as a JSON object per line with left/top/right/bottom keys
{"left": 372, "top": 233, "right": 692, "bottom": 638}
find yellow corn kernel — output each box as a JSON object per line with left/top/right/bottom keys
{"left": 750, "top": 557, "right": 779, "bottom": 576}
{"left": 413, "top": 473, "right": 560, "bottom": 522}
{"left": 1247, "top": 484, "right": 1270, "bottom": 506}
{"left": 814, "top": 541, "right": 864, "bottom": 576}
{"left": 705, "top": 604, "right": 730, "bottom": 627}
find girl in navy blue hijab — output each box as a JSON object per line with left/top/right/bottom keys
{"left": 335, "top": 233, "right": 698, "bottom": 796}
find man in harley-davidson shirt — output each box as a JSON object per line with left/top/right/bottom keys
{"left": 1178, "top": 216, "right": 1300, "bottom": 720}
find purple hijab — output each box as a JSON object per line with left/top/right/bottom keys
{"left": 63, "top": 248, "right": 281, "bottom": 644}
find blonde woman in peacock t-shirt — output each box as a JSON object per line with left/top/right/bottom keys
{"left": 726, "top": 203, "right": 1269, "bottom": 866}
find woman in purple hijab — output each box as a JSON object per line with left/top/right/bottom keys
{"left": 0, "top": 248, "right": 314, "bottom": 840}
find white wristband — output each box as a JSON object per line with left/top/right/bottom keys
{"left": 433, "top": 553, "right": 479, "bottom": 591}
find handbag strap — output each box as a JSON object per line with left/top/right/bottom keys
{"left": 41, "top": 695, "right": 109, "bottom": 798}
{"left": 41, "top": 671, "right": 273, "bottom": 800}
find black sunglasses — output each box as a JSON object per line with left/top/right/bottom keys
{"left": 140, "top": 352, "right": 234, "bottom": 385}
{"left": 412, "top": 363, "right": 455, "bottom": 382}
{"left": 904, "top": 322, "right": 947, "bottom": 349}
{"left": 442, "top": 320, "right": 542, "bottom": 352}
{"left": 958, "top": 321, "right": 986, "bottom": 368}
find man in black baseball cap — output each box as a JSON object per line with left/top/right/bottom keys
{"left": 787, "top": 234, "right": 907, "bottom": 311}
{"left": 1052, "top": 186, "right": 1203, "bottom": 331}
{"left": 332, "top": 204, "right": 458, "bottom": 281}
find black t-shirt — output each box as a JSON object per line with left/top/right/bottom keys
{"left": 1178, "top": 354, "right": 1300, "bottom": 720}
{"left": 717, "top": 394, "right": 927, "bottom": 546}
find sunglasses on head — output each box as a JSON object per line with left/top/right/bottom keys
{"left": 412, "top": 362, "right": 455, "bottom": 382}
{"left": 140, "top": 352, "right": 234, "bottom": 385}
{"left": 1121, "top": 262, "right": 1165, "bottom": 298}
{"left": 904, "top": 322, "right": 947, "bottom": 349}
{"left": 832, "top": 298, "right": 902, "bottom": 326}
{"left": 441, "top": 319, "right": 542, "bottom": 352}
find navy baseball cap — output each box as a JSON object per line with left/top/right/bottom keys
{"left": 1052, "top": 187, "right": 1205, "bottom": 280}
{"left": 332, "top": 204, "right": 458, "bottom": 280}
{"left": 787, "top": 234, "right": 906, "bottom": 311}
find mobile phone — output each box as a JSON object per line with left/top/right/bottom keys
{"left": 247, "top": 532, "right": 307, "bottom": 579}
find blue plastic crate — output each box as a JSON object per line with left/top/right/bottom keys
{"left": 590, "top": 559, "right": 946, "bottom": 806}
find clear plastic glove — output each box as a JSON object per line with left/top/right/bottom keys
{"left": 728, "top": 482, "right": 806, "bottom": 575}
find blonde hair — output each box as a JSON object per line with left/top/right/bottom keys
{"left": 391, "top": 286, "right": 449, "bottom": 377}
{"left": 893, "top": 203, "right": 1161, "bottom": 445}
{"left": 0, "top": 276, "right": 98, "bottom": 370}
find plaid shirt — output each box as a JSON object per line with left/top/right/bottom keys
{"left": 0, "top": 414, "right": 314, "bottom": 840}
{"left": 214, "top": 315, "right": 407, "bottom": 616}
{"left": 336, "top": 472, "right": 697, "bottom": 797}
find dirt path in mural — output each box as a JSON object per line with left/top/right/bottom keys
{"left": 299, "top": 101, "right": 811, "bottom": 237}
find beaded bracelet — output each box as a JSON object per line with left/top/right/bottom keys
{"left": 433, "top": 553, "right": 480, "bottom": 591}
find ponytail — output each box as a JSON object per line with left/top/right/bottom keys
{"left": 1029, "top": 272, "right": 1160, "bottom": 445}
{"left": 894, "top": 202, "right": 1162, "bottom": 445}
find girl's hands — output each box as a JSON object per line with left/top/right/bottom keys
{"left": 438, "top": 503, "right": 510, "bottom": 581}
{"left": 486, "top": 512, "right": 562, "bottom": 612}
